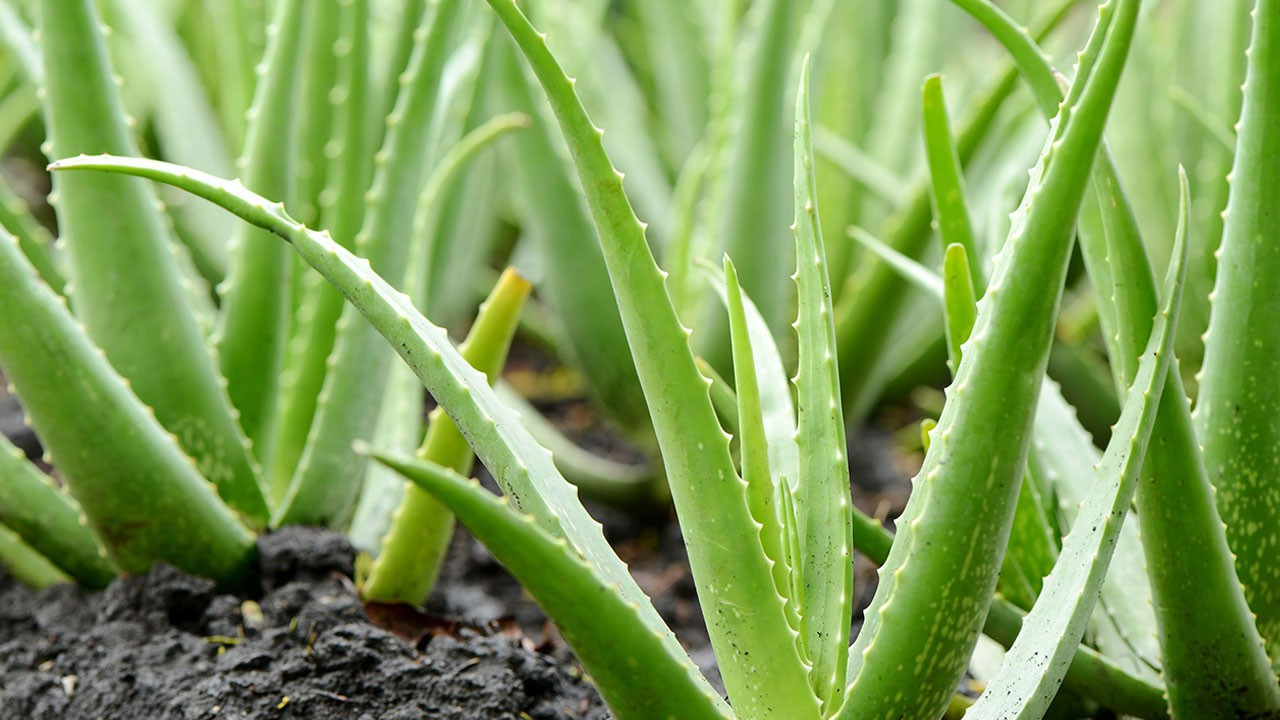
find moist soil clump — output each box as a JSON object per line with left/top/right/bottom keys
{"left": 0, "top": 527, "right": 610, "bottom": 720}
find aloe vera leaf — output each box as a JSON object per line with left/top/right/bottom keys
{"left": 484, "top": 2, "right": 821, "bottom": 715}
{"left": 967, "top": 174, "right": 1186, "bottom": 720}
{"left": 38, "top": 0, "right": 266, "bottom": 525}
{"left": 696, "top": 356, "right": 741, "bottom": 437}
{"left": 290, "top": 0, "right": 341, "bottom": 228}
{"left": 839, "top": 1, "right": 1139, "bottom": 716}
{"left": 835, "top": 0, "right": 1082, "bottom": 422}
{"left": 982, "top": 600, "right": 1170, "bottom": 720}
{"left": 362, "top": 268, "right": 530, "bottom": 606}
{"left": 376, "top": 0, "right": 427, "bottom": 125}
{"left": 1036, "top": 335, "right": 1164, "bottom": 684}
{"left": 942, "top": 244, "right": 978, "bottom": 374}
{"left": 0, "top": 229, "right": 255, "bottom": 582}
{"left": 956, "top": 0, "right": 1280, "bottom": 708}
{"left": 0, "top": 436, "right": 115, "bottom": 587}
{"left": 697, "top": 0, "right": 800, "bottom": 371}
{"left": 943, "top": 241, "right": 1058, "bottom": 614}
{"left": 197, "top": 0, "right": 260, "bottom": 150}
{"left": 941, "top": 242, "right": 1059, "bottom": 614}
{"left": 267, "top": 0, "right": 371, "bottom": 503}
{"left": 368, "top": 451, "right": 730, "bottom": 720}
{"left": 922, "top": 76, "right": 980, "bottom": 284}
{"left": 813, "top": 127, "right": 908, "bottom": 206}
{"left": 215, "top": 0, "right": 306, "bottom": 467}
{"left": 791, "top": 56, "right": 854, "bottom": 711}
{"left": 630, "top": 0, "right": 709, "bottom": 169}
{"left": 0, "top": 1, "right": 38, "bottom": 84}
{"left": 50, "top": 157, "right": 719, "bottom": 707}
{"left": 0, "top": 520, "right": 71, "bottom": 589}
{"left": 104, "top": 0, "right": 234, "bottom": 283}
{"left": 0, "top": 174, "right": 62, "bottom": 294}
{"left": 1194, "top": 0, "right": 1280, "bottom": 668}
{"left": 723, "top": 256, "right": 799, "bottom": 634}
{"left": 497, "top": 38, "right": 650, "bottom": 434}
{"left": 699, "top": 261, "right": 799, "bottom": 491}
{"left": 275, "top": 0, "right": 468, "bottom": 527}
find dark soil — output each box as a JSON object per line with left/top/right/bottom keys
{"left": 0, "top": 528, "right": 610, "bottom": 720}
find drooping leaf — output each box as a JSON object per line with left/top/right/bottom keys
{"left": 368, "top": 451, "right": 730, "bottom": 720}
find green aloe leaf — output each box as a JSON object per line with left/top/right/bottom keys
{"left": 0, "top": 228, "right": 255, "bottom": 583}
{"left": 0, "top": 521, "right": 69, "bottom": 589}
{"left": 104, "top": 0, "right": 235, "bottom": 283}
{"left": 215, "top": 0, "right": 306, "bottom": 467}
{"left": 709, "top": 361, "right": 1170, "bottom": 720}
{"left": 39, "top": 0, "right": 266, "bottom": 525}
{"left": 697, "top": 0, "right": 800, "bottom": 373}
{"left": 839, "top": 1, "right": 1139, "bottom": 716}
{"left": 46, "top": 154, "right": 725, "bottom": 711}
{"left": 723, "top": 255, "right": 800, "bottom": 634}
{"left": 966, "top": 170, "right": 1186, "bottom": 720}
{"left": 1194, "top": 0, "right": 1280, "bottom": 669}
{"left": 699, "top": 261, "right": 799, "bottom": 508}
{"left": 368, "top": 450, "right": 730, "bottom": 720}
{"left": 922, "top": 76, "right": 980, "bottom": 286}
{"left": 0, "top": 435, "right": 116, "bottom": 587}
{"left": 791, "top": 56, "right": 853, "bottom": 712}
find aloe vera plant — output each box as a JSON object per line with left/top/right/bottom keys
{"left": 4, "top": 0, "right": 1280, "bottom": 717}
{"left": 0, "top": 0, "right": 534, "bottom": 603}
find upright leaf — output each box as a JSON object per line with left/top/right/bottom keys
{"left": 215, "top": 0, "right": 307, "bottom": 466}
{"left": 39, "top": 0, "right": 266, "bottom": 524}
{"left": 966, "top": 172, "right": 1186, "bottom": 720}
{"left": 791, "top": 56, "right": 853, "bottom": 712}
{"left": 1194, "top": 0, "right": 1280, "bottom": 668}
{"left": 840, "top": 3, "right": 1139, "bottom": 716}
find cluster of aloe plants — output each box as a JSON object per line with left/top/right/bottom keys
{"left": 1, "top": 0, "right": 1279, "bottom": 718}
